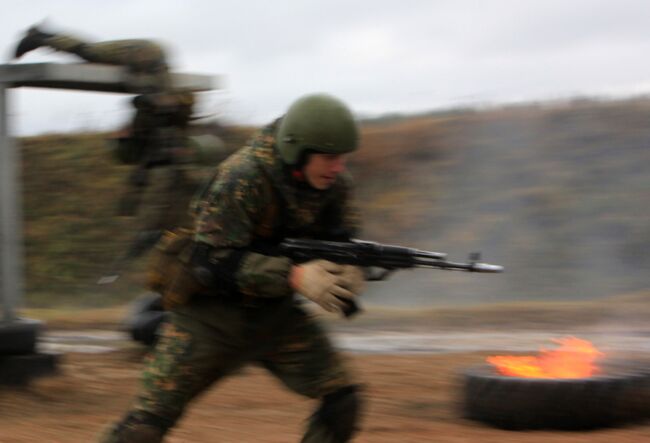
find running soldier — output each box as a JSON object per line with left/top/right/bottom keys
{"left": 99, "top": 93, "right": 367, "bottom": 442}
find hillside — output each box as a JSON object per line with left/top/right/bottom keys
{"left": 354, "top": 100, "right": 649, "bottom": 305}
{"left": 13, "top": 98, "right": 650, "bottom": 307}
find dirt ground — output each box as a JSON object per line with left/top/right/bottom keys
{"left": 5, "top": 295, "right": 650, "bottom": 443}
{"left": 3, "top": 347, "right": 650, "bottom": 443}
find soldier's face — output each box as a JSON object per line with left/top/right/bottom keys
{"left": 303, "top": 153, "right": 348, "bottom": 190}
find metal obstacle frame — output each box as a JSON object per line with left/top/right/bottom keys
{"left": 0, "top": 62, "right": 218, "bottom": 322}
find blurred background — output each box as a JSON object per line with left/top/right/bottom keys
{"left": 1, "top": 0, "right": 648, "bottom": 309}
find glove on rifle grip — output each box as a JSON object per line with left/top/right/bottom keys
{"left": 341, "top": 298, "right": 361, "bottom": 318}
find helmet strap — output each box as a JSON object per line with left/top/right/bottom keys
{"left": 291, "top": 149, "right": 313, "bottom": 182}
{"left": 287, "top": 150, "right": 324, "bottom": 192}
{"left": 291, "top": 168, "right": 305, "bottom": 181}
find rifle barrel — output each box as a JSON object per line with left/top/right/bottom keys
{"left": 417, "top": 259, "right": 504, "bottom": 273}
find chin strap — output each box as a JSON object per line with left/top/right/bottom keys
{"left": 292, "top": 168, "right": 305, "bottom": 181}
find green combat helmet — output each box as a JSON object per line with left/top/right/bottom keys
{"left": 276, "top": 93, "right": 359, "bottom": 165}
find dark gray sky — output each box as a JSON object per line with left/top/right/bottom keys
{"left": 4, "top": 0, "right": 650, "bottom": 135}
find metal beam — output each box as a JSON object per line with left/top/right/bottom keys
{"left": 0, "top": 63, "right": 217, "bottom": 93}
{"left": 0, "top": 84, "right": 23, "bottom": 322}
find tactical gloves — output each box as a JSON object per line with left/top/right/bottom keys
{"left": 289, "top": 260, "right": 365, "bottom": 313}
{"left": 338, "top": 265, "right": 366, "bottom": 295}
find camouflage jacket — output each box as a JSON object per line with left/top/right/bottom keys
{"left": 190, "top": 121, "right": 360, "bottom": 298}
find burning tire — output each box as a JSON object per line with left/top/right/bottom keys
{"left": 462, "top": 364, "right": 650, "bottom": 430}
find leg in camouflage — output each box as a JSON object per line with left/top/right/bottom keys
{"left": 259, "top": 306, "right": 364, "bottom": 442}
{"left": 99, "top": 300, "right": 252, "bottom": 442}
{"left": 100, "top": 296, "right": 362, "bottom": 442}
{"left": 13, "top": 26, "right": 170, "bottom": 92}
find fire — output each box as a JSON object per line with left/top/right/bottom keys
{"left": 487, "top": 336, "right": 604, "bottom": 379}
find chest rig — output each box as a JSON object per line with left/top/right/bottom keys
{"left": 251, "top": 167, "right": 349, "bottom": 252}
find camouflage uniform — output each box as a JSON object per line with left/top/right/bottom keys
{"left": 115, "top": 91, "right": 196, "bottom": 216}
{"left": 141, "top": 132, "right": 230, "bottom": 233}
{"left": 115, "top": 128, "right": 230, "bottom": 259}
{"left": 14, "top": 27, "right": 171, "bottom": 93}
{"left": 100, "top": 122, "right": 362, "bottom": 443}
{"left": 45, "top": 36, "right": 168, "bottom": 73}
{"left": 14, "top": 26, "right": 206, "bottom": 245}
{"left": 36, "top": 31, "right": 198, "bottom": 226}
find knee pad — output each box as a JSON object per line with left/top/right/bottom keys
{"left": 314, "top": 384, "right": 363, "bottom": 442}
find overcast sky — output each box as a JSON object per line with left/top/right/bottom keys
{"left": 4, "top": 0, "right": 650, "bottom": 135}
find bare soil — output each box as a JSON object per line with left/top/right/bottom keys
{"left": 5, "top": 296, "right": 650, "bottom": 443}
{"left": 2, "top": 347, "right": 650, "bottom": 442}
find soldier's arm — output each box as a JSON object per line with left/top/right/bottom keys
{"left": 192, "top": 160, "right": 293, "bottom": 298}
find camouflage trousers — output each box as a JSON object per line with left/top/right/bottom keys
{"left": 44, "top": 35, "right": 170, "bottom": 92}
{"left": 99, "top": 296, "right": 361, "bottom": 442}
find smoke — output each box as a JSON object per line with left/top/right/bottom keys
{"left": 362, "top": 101, "right": 650, "bottom": 307}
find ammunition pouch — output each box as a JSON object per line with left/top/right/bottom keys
{"left": 146, "top": 228, "right": 205, "bottom": 309}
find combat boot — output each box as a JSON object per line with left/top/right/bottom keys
{"left": 14, "top": 26, "right": 54, "bottom": 59}
{"left": 97, "top": 422, "right": 164, "bottom": 443}
{"left": 301, "top": 385, "right": 362, "bottom": 442}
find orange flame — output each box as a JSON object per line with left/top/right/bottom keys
{"left": 487, "top": 337, "right": 604, "bottom": 379}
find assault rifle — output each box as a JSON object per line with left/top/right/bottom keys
{"left": 279, "top": 238, "right": 503, "bottom": 317}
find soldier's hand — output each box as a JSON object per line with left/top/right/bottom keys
{"left": 338, "top": 265, "right": 366, "bottom": 296}
{"left": 289, "top": 260, "right": 356, "bottom": 313}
